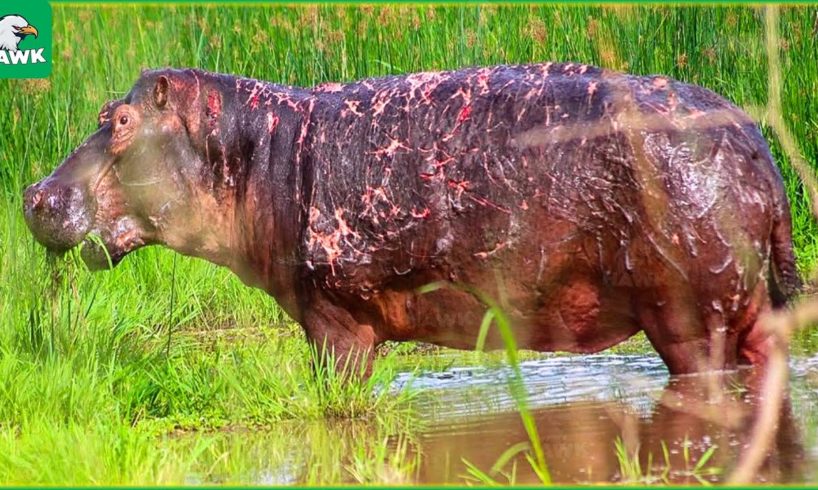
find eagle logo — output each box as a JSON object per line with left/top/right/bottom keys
{"left": 0, "top": 14, "right": 38, "bottom": 52}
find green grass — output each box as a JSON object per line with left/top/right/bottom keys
{"left": 0, "top": 4, "right": 816, "bottom": 484}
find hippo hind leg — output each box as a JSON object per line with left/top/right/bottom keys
{"left": 735, "top": 279, "right": 775, "bottom": 368}
{"left": 635, "top": 286, "right": 740, "bottom": 375}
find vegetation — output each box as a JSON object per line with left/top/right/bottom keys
{"left": 0, "top": 4, "right": 816, "bottom": 484}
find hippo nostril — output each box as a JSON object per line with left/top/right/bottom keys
{"left": 23, "top": 184, "right": 41, "bottom": 212}
{"left": 31, "top": 190, "right": 44, "bottom": 208}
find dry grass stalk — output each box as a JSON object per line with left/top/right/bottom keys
{"left": 728, "top": 5, "right": 818, "bottom": 483}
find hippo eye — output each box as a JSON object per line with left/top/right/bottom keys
{"left": 119, "top": 115, "right": 130, "bottom": 126}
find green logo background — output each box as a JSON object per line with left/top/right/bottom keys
{"left": 0, "top": 0, "right": 51, "bottom": 79}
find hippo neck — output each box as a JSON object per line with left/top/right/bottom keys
{"left": 213, "top": 77, "right": 316, "bottom": 318}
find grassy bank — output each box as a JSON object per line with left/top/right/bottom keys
{"left": 0, "top": 4, "right": 816, "bottom": 484}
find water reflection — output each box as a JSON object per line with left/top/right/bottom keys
{"left": 178, "top": 418, "right": 417, "bottom": 485}
{"left": 413, "top": 368, "right": 807, "bottom": 484}
{"left": 177, "top": 354, "right": 818, "bottom": 484}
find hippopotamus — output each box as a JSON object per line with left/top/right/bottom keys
{"left": 23, "top": 62, "right": 801, "bottom": 376}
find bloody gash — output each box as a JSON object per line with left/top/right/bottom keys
{"left": 24, "top": 63, "right": 801, "bottom": 375}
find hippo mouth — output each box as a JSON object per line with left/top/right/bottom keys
{"left": 79, "top": 236, "right": 127, "bottom": 270}
{"left": 79, "top": 216, "right": 148, "bottom": 270}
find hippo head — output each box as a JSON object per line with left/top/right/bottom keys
{"left": 24, "top": 69, "right": 234, "bottom": 269}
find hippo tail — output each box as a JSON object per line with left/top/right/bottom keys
{"left": 767, "top": 164, "right": 803, "bottom": 308}
{"left": 769, "top": 212, "right": 802, "bottom": 308}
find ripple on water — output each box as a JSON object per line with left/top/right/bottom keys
{"left": 392, "top": 354, "right": 670, "bottom": 421}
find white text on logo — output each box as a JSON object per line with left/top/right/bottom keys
{"left": 0, "top": 48, "right": 46, "bottom": 64}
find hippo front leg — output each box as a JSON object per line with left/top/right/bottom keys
{"left": 301, "top": 292, "right": 377, "bottom": 379}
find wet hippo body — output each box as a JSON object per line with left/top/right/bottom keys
{"left": 24, "top": 63, "right": 800, "bottom": 375}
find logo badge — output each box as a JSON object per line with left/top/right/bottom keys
{"left": 0, "top": 0, "right": 51, "bottom": 78}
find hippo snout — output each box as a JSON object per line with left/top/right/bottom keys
{"left": 23, "top": 178, "right": 95, "bottom": 252}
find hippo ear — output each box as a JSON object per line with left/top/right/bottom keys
{"left": 153, "top": 75, "right": 169, "bottom": 109}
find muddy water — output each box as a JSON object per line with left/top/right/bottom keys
{"left": 181, "top": 354, "right": 818, "bottom": 484}
{"left": 404, "top": 355, "right": 817, "bottom": 484}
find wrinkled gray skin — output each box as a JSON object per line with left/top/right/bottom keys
{"left": 23, "top": 64, "right": 801, "bottom": 377}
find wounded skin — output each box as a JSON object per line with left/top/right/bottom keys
{"left": 24, "top": 63, "right": 801, "bottom": 376}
